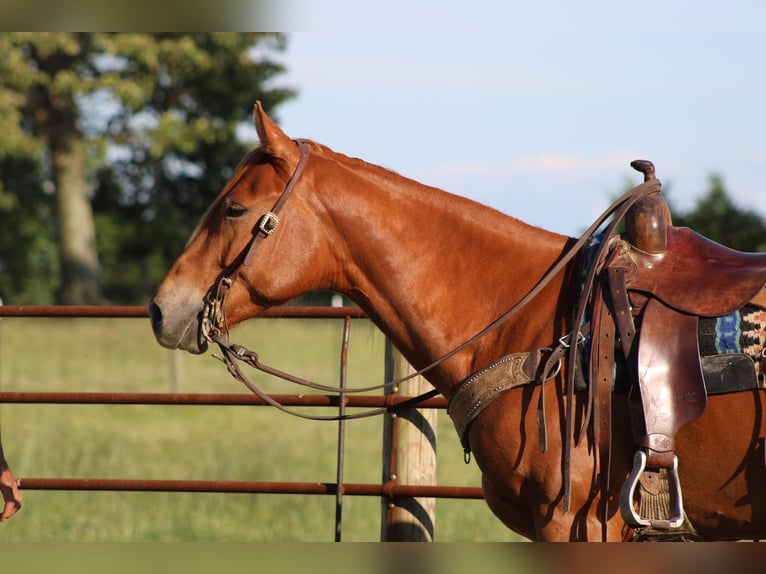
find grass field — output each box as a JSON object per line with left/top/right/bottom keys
{"left": 0, "top": 314, "right": 524, "bottom": 542}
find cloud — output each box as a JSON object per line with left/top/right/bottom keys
{"left": 425, "top": 151, "right": 642, "bottom": 181}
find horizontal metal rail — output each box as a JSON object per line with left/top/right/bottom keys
{"left": 0, "top": 392, "right": 448, "bottom": 408}
{"left": 17, "top": 477, "right": 483, "bottom": 499}
{"left": 0, "top": 305, "right": 367, "bottom": 319}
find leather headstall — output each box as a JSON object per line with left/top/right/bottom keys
{"left": 201, "top": 139, "right": 312, "bottom": 344}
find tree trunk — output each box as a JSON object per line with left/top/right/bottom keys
{"left": 51, "top": 130, "right": 101, "bottom": 305}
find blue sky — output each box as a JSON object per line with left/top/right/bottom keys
{"left": 266, "top": 1, "right": 766, "bottom": 236}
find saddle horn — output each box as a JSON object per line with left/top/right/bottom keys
{"left": 626, "top": 159, "right": 670, "bottom": 254}
{"left": 630, "top": 159, "right": 656, "bottom": 182}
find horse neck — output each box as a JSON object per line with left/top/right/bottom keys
{"left": 312, "top": 152, "right": 575, "bottom": 395}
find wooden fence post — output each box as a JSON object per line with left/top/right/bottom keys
{"left": 381, "top": 340, "right": 438, "bottom": 541}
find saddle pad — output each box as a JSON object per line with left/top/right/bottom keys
{"left": 701, "top": 354, "right": 759, "bottom": 394}
{"left": 698, "top": 304, "right": 766, "bottom": 392}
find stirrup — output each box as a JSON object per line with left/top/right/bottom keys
{"left": 620, "top": 450, "right": 684, "bottom": 529}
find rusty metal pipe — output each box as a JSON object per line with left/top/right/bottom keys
{"left": 0, "top": 305, "right": 367, "bottom": 319}
{"left": 17, "top": 477, "right": 484, "bottom": 499}
{"left": 0, "top": 392, "right": 448, "bottom": 409}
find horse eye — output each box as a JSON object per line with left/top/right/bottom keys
{"left": 224, "top": 203, "right": 247, "bottom": 219}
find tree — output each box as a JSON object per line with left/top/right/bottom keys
{"left": 0, "top": 33, "right": 295, "bottom": 304}
{"left": 0, "top": 154, "right": 58, "bottom": 304}
{"left": 672, "top": 174, "right": 766, "bottom": 252}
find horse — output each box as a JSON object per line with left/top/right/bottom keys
{"left": 149, "top": 102, "right": 766, "bottom": 541}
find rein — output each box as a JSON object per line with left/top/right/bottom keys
{"left": 202, "top": 140, "right": 661, "bottom": 424}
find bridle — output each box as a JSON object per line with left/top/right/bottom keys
{"left": 198, "top": 139, "right": 661, "bottom": 426}
{"left": 200, "top": 138, "right": 312, "bottom": 345}
{"left": 200, "top": 138, "right": 439, "bottom": 421}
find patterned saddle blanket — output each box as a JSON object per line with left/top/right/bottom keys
{"left": 698, "top": 304, "right": 766, "bottom": 393}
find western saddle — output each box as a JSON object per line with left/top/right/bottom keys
{"left": 592, "top": 160, "right": 766, "bottom": 534}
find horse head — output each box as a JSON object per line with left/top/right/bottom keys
{"left": 149, "top": 103, "right": 331, "bottom": 354}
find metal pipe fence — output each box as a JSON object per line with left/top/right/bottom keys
{"left": 0, "top": 304, "right": 483, "bottom": 540}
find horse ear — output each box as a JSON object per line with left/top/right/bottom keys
{"left": 253, "top": 101, "right": 299, "bottom": 171}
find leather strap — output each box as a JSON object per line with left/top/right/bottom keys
{"left": 448, "top": 351, "right": 543, "bottom": 448}
{"left": 202, "top": 139, "right": 312, "bottom": 343}
{"left": 607, "top": 266, "right": 637, "bottom": 361}
{"left": 591, "top": 273, "right": 616, "bottom": 540}
{"left": 221, "top": 139, "right": 311, "bottom": 287}
{"left": 242, "top": 139, "right": 312, "bottom": 267}
{"left": 562, "top": 190, "right": 650, "bottom": 513}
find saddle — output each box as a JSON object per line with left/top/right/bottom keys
{"left": 589, "top": 165, "right": 766, "bottom": 532}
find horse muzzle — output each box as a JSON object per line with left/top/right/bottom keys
{"left": 148, "top": 292, "right": 208, "bottom": 354}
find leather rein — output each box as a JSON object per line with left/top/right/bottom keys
{"left": 201, "top": 139, "right": 660, "bottom": 424}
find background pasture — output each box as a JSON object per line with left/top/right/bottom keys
{"left": 0, "top": 314, "right": 523, "bottom": 541}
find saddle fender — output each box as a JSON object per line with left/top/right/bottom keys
{"left": 634, "top": 298, "right": 707, "bottom": 467}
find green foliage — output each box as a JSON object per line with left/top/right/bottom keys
{"left": 0, "top": 33, "right": 295, "bottom": 305}
{"left": 0, "top": 154, "right": 58, "bottom": 304}
{"left": 672, "top": 174, "right": 766, "bottom": 252}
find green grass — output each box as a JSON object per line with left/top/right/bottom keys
{"left": 0, "top": 315, "right": 523, "bottom": 542}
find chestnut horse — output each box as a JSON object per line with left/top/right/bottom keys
{"left": 149, "top": 103, "right": 766, "bottom": 541}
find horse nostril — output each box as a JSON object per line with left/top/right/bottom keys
{"left": 148, "top": 301, "right": 163, "bottom": 330}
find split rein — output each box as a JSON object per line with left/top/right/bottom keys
{"left": 202, "top": 141, "right": 661, "bottom": 423}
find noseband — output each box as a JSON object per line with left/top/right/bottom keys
{"left": 201, "top": 139, "right": 312, "bottom": 344}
